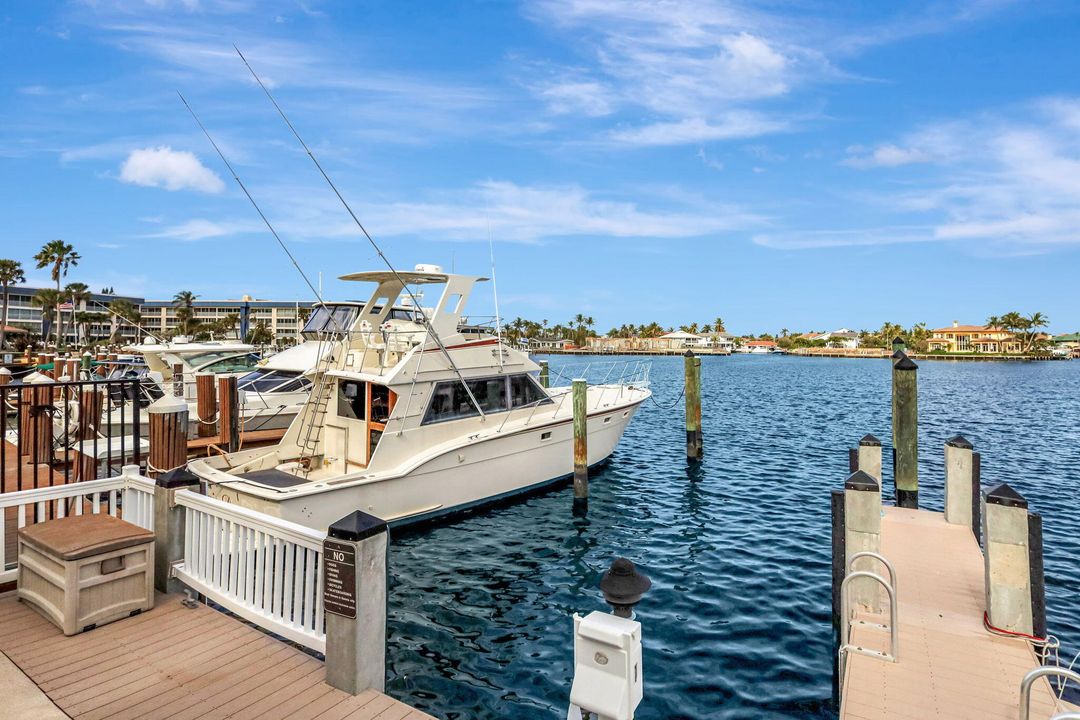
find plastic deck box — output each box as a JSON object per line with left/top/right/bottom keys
{"left": 17, "top": 514, "right": 155, "bottom": 635}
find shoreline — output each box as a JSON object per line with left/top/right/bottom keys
{"left": 533, "top": 348, "right": 1070, "bottom": 361}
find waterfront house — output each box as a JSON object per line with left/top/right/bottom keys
{"left": 656, "top": 331, "right": 712, "bottom": 350}
{"left": 811, "top": 328, "right": 860, "bottom": 349}
{"left": 927, "top": 321, "right": 1022, "bottom": 353}
{"left": 1051, "top": 333, "right": 1080, "bottom": 358}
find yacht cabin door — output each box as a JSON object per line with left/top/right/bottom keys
{"left": 327, "top": 379, "right": 369, "bottom": 473}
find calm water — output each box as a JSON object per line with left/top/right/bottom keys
{"left": 385, "top": 355, "right": 1080, "bottom": 719}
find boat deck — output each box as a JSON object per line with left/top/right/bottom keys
{"left": 0, "top": 591, "right": 432, "bottom": 720}
{"left": 841, "top": 506, "right": 1075, "bottom": 719}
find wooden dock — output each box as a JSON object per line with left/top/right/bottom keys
{"left": 840, "top": 507, "right": 1077, "bottom": 719}
{"left": 2, "top": 440, "right": 67, "bottom": 494}
{"left": 0, "top": 591, "right": 433, "bottom": 720}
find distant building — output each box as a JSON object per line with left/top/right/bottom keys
{"left": 1, "top": 285, "right": 144, "bottom": 345}
{"left": 927, "top": 321, "right": 1022, "bottom": 353}
{"left": 140, "top": 296, "right": 316, "bottom": 343}
{"left": 815, "top": 328, "right": 861, "bottom": 349}
{"left": 1051, "top": 333, "right": 1080, "bottom": 358}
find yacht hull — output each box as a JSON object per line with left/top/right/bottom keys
{"left": 207, "top": 398, "right": 644, "bottom": 530}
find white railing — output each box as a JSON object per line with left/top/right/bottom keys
{"left": 172, "top": 490, "right": 328, "bottom": 654}
{"left": 0, "top": 465, "right": 155, "bottom": 584}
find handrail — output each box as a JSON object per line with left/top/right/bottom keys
{"left": 839, "top": 570, "right": 899, "bottom": 685}
{"left": 174, "top": 489, "right": 325, "bottom": 550}
{"left": 848, "top": 551, "right": 898, "bottom": 597}
{"left": 1020, "top": 667, "right": 1080, "bottom": 720}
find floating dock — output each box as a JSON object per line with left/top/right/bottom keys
{"left": 839, "top": 506, "right": 1076, "bottom": 719}
{"left": 0, "top": 591, "right": 431, "bottom": 720}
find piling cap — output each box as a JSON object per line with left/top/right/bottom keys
{"left": 890, "top": 349, "right": 906, "bottom": 360}
{"left": 599, "top": 558, "right": 652, "bottom": 613}
{"left": 684, "top": 349, "right": 695, "bottom": 358}
{"left": 328, "top": 510, "right": 388, "bottom": 542}
{"left": 946, "top": 435, "right": 973, "bottom": 449}
{"left": 845, "top": 470, "right": 879, "bottom": 492}
{"left": 891, "top": 336, "right": 905, "bottom": 345}
{"left": 147, "top": 395, "right": 188, "bottom": 414}
{"left": 859, "top": 434, "right": 881, "bottom": 447}
{"left": 0, "top": 367, "right": 11, "bottom": 376}
{"left": 157, "top": 467, "right": 201, "bottom": 489}
{"left": 893, "top": 355, "right": 918, "bottom": 371}
{"left": 985, "top": 483, "right": 1027, "bottom": 509}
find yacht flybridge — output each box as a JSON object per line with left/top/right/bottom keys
{"left": 188, "top": 264, "right": 651, "bottom": 529}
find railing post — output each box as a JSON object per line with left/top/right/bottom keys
{"left": 324, "top": 510, "right": 389, "bottom": 695}
{"left": 153, "top": 467, "right": 200, "bottom": 594}
{"left": 218, "top": 376, "right": 240, "bottom": 452}
{"left": 195, "top": 373, "right": 218, "bottom": 439}
{"left": 148, "top": 395, "right": 188, "bottom": 478}
{"left": 844, "top": 470, "right": 882, "bottom": 612}
{"left": 684, "top": 351, "right": 703, "bottom": 460}
{"left": 572, "top": 378, "right": 588, "bottom": 504}
{"left": 538, "top": 360, "right": 549, "bottom": 389}
{"left": 944, "top": 435, "right": 974, "bottom": 529}
{"left": 982, "top": 483, "right": 1044, "bottom": 637}
{"left": 891, "top": 354, "right": 918, "bottom": 508}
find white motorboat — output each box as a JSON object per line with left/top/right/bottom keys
{"left": 188, "top": 264, "right": 651, "bottom": 529}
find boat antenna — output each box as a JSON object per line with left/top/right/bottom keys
{"left": 487, "top": 219, "right": 504, "bottom": 369}
{"left": 99, "top": 302, "right": 166, "bottom": 344}
{"left": 234, "top": 46, "right": 487, "bottom": 417}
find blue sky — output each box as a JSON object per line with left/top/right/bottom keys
{"left": 2, "top": 0, "right": 1079, "bottom": 335}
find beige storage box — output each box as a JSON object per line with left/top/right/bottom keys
{"left": 17, "top": 514, "right": 155, "bottom": 635}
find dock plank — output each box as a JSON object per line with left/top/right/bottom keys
{"left": 0, "top": 592, "right": 434, "bottom": 720}
{"left": 840, "top": 507, "right": 1070, "bottom": 719}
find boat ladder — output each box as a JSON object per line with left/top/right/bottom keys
{"left": 297, "top": 334, "right": 344, "bottom": 471}
{"left": 1019, "top": 667, "right": 1080, "bottom": 720}
{"left": 838, "top": 552, "right": 899, "bottom": 691}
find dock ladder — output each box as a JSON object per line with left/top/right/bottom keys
{"left": 1019, "top": 667, "right": 1080, "bottom": 720}
{"left": 838, "top": 552, "right": 899, "bottom": 686}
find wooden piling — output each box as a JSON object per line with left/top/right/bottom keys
{"left": 73, "top": 387, "right": 105, "bottom": 481}
{"left": 95, "top": 352, "right": 107, "bottom": 376}
{"left": 218, "top": 375, "right": 240, "bottom": 452}
{"left": 572, "top": 378, "right": 588, "bottom": 501}
{"left": 892, "top": 354, "right": 918, "bottom": 508}
{"left": 684, "top": 351, "right": 703, "bottom": 460}
{"left": 21, "top": 377, "right": 54, "bottom": 465}
{"left": 0, "top": 368, "right": 10, "bottom": 387}
{"left": 538, "top": 360, "right": 549, "bottom": 389}
{"left": 195, "top": 372, "right": 218, "bottom": 439}
{"left": 148, "top": 396, "right": 189, "bottom": 478}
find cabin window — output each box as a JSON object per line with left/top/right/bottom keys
{"left": 369, "top": 296, "right": 391, "bottom": 315}
{"left": 510, "top": 374, "right": 551, "bottom": 409}
{"left": 199, "top": 353, "right": 261, "bottom": 374}
{"left": 422, "top": 373, "right": 550, "bottom": 425}
{"left": 337, "top": 380, "right": 366, "bottom": 420}
{"left": 370, "top": 384, "right": 393, "bottom": 423}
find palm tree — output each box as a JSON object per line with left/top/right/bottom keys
{"left": 1024, "top": 312, "right": 1050, "bottom": 352}
{"left": 713, "top": 317, "right": 725, "bottom": 333}
{"left": 173, "top": 290, "right": 199, "bottom": 336}
{"left": 0, "top": 259, "right": 26, "bottom": 350}
{"left": 64, "top": 282, "right": 92, "bottom": 345}
{"left": 32, "top": 289, "right": 62, "bottom": 344}
{"left": 34, "top": 240, "right": 80, "bottom": 348}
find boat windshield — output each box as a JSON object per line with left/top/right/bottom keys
{"left": 238, "top": 369, "right": 312, "bottom": 394}
{"left": 188, "top": 352, "right": 262, "bottom": 374}
{"left": 302, "top": 305, "right": 360, "bottom": 338}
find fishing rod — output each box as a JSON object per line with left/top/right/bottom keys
{"left": 233, "top": 46, "right": 487, "bottom": 418}
{"left": 98, "top": 301, "right": 167, "bottom": 344}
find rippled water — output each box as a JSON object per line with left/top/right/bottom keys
{"left": 385, "top": 355, "right": 1080, "bottom": 719}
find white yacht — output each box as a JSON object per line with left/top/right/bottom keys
{"left": 188, "top": 265, "right": 651, "bottom": 529}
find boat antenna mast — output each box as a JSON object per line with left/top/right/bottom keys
{"left": 233, "top": 46, "right": 486, "bottom": 417}
{"left": 487, "top": 219, "right": 504, "bottom": 369}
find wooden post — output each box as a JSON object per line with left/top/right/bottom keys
{"left": 148, "top": 395, "right": 188, "bottom": 478}
{"left": 218, "top": 375, "right": 240, "bottom": 452}
{"left": 23, "top": 376, "right": 54, "bottom": 466}
{"left": 982, "top": 483, "right": 1044, "bottom": 637}
{"left": 195, "top": 373, "right": 218, "bottom": 438}
{"left": 95, "top": 352, "right": 107, "bottom": 376}
{"left": 0, "top": 367, "right": 10, "bottom": 387}
{"left": 845, "top": 470, "right": 883, "bottom": 611}
{"left": 324, "top": 510, "right": 389, "bottom": 694}
{"left": 80, "top": 351, "right": 91, "bottom": 375}
{"left": 892, "top": 354, "right": 918, "bottom": 508}
{"left": 538, "top": 360, "right": 549, "bottom": 389}
{"left": 73, "top": 387, "right": 105, "bottom": 481}
{"left": 684, "top": 351, "right": 703, "bottom": 460}
{"left": 944, "top": 435, "right": 974, "bottom": 528}
{"left": 572, "top": 378, "right": 588, "bottom": 502}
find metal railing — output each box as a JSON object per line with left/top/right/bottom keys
{"left": 838, "top": 555, "right": 899, "bottom": 689}
{"left": 1020, "top": 667, "right": 1080, "bottom": 720}
{"left": 172, "top": 489, "right": 328, "bottom": 653}
{"left": 2, "top": 375, "right": 146, "bottom": 492}
{"left": 543, "top": 359, "right": 651, "bottom": 390}
{"left": 0, "top": 465, "right": 154, "bottom": 584}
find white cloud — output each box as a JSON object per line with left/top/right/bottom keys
{"left": 147, "top": 218, "right": 259, "bottom": 241}
{"left": 537, "top": 81, "right": 614, "bottom": 117}
{"left": 843, "top": 143, "right": 931, "bottom": 168}
{"left": 119, "top": 146, "right": 225, "bottom": 193}
{"left": 609, "top": 113, "right": 789, "bottom": 146}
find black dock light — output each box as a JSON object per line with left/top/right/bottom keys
{"left": 891, "top": 336, "right": 906, "bottom": 356}
{"left": 599, "top": 558, "right": 652, "bottom": 618}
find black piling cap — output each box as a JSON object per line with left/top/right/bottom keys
{"left": 328, "top": 510, "right": 388, "bottom": 542}
{"left": 859, "top": 434, "right": 882, "bottom": 447}
{"left": 947, "top": 435, "right": 974, "bottom": 449}
{"left": 891, "top": 349, "right": 906, "bottom": 360}
{"left": 845, "top": 470, "right": 879, "bottom": 492}
{"left": 599, "top": 558, "right": 652, "bottom": 616}
{"left": 985, "top": 483, "right": 1028, "bottom": 509}
{"left": 893, "top": 355, "right": 918, "bottom": 371}
{"left": 891, "top": 336, "right": 906, "bottom": 346}
{"left": 157, "top": 467, "right": 201, "bottom": 488}
{"left": 684, "top": 349, "right": 695, "bottom": 358}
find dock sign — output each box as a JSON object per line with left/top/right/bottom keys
{"left": 323, "top": 540, "right": 357, "bottom": 618}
